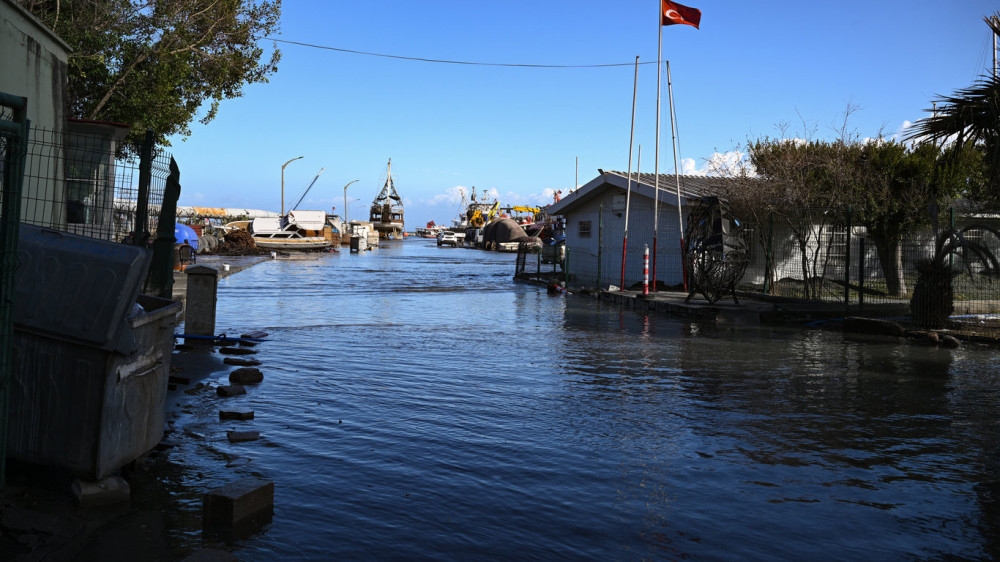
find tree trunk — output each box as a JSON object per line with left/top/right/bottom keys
{"left": 873, "top": 238, "right": 907, "bottom": 297}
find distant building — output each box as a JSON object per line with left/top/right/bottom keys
{"left": 546, "top": 170, "right": 731, "bottom": 290}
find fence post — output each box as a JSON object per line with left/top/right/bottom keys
{"left": 764, "top": 212, "right": 774, "bottom": 294}
{"left": 0, "top": 93, "right": 29, "bottom": 491}
{"left": 134, "top": 129, "right": 154, "bottom": 245}
{"left": 597, "top": 203, "right": 603, "bottom": 289}
{"left": 536, "top": 241, "right": 540, "bottom": 277}
{"left": 844, "top": 206, "right": 852, "bottom": 312}
{"left": 858, "top": 237, "right": 866, "bottom": 311}
{"left": 564, "top": 247, "right": 569, "bottom": 288}
{"left": 146, "top": 157, "right": 181, "bottom": 298}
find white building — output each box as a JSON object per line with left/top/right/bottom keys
{"left": 547, "top": 170, "right": 729, "bottom": 291}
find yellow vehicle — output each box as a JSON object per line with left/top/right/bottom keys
{"left": 470, "top": 201, "right": 500, "bottom": 227}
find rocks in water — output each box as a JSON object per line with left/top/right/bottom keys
{"left": 216, "top": 384, "right": 246, "bottom": 397}
{"left": 229, "top": 367, "right": 263, "bottom": 385}
{"left": 220, "top": 410, "right": 255, "bottom": 421}
{"left": 227, "top": 431, "right": 260, "bottom": 443}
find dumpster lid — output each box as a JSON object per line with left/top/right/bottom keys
{"left": 14, "top": 224, "right": 153, "bottom": 349}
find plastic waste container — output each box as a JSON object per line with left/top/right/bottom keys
{"left": 8, "top": 225, "right": 181, "bottom": 479}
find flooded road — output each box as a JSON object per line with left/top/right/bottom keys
{"left": 160, "top": 239, "right": 1000, "bottom": 560}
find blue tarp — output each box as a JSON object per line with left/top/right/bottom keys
{"left": 174, "top": 223, "right": 199, "bottom": 250}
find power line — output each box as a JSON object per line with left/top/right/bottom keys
{"left": 265, "top": 37, "right": 660, "bottom": 69}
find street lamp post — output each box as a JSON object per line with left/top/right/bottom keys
{"left": 281, "top": 156, "right": 304, "bottom": 215}
{"left": 343, "top": 179, "right": 359, "bottom": 222}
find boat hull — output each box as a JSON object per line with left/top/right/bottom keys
{"left": 252, "top": 237, "right": 332, "bottom": 250}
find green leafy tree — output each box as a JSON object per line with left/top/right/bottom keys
{"left": 907, "top": 12, "right": 1000, "bottom": 203}
{"left": 852, "top": 140, "right": 981, "bottom": 296}
{"left": 17, "top": 0, "right": 282, "bottom": 150}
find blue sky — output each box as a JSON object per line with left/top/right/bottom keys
{"left": 169, "top": 0, "right": 999, "bottom": 228}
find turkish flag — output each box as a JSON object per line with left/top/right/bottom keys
{"left": 661, "top": 0, "right": 701, "bottom": 28}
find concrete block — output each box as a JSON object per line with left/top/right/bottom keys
{"left": 227, "top": 430, "right": 260, "bottom": 443}
{"left": 229, "top": 367, "right": 263, "bottom": 385}
{"left": 72, "top": 475, "right": 131, "bottom": 507}
{"left": 216, "top": 384, "right": 246, "bottom": 397}
{"left": 203, "top": 478, "right": 274, "bottom": 528}
{"left": 220, "top": 410, "right": 255, "bottom": 421}
{"left": 185, "top": 265, "right": 219, "bottom": 337}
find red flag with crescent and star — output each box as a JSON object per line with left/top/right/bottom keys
{"left": 661, "top": 0, "right": 701, "bottom": 28}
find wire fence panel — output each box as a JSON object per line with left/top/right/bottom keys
{"left": 19, "top": 126, "right": 170, "bottom": 242}
{"left": 729, "top": 207, "right": 1000, "bottom": 339}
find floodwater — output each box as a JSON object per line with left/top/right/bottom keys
{"left": 157, "top": 239, "right": 1000, "bottom": 560}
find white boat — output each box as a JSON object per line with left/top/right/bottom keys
{"left": 249, "top": 210, "right": 335, "bottom": 250}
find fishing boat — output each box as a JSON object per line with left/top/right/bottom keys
{"left": 369, "top": 159, "right": 404, "bottom": 240}
{"left": 241, "top": 168, "right": 340, "bottom": 251}
{"left": 415, "top": 221, "right": 444, "bottom": 238}
{"left": 249, "top": 210, "right": 336, "bottom": 250}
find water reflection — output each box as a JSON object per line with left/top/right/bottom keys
{"left": 154, "top": 241, "right": 1000, "bottom": 559}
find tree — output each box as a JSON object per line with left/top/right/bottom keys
{"left": 745, "top": 138, "right": 856, "bottom": 299}
{"left": 17, "top": 0, "right": 282, "bottom": 150}
{"left": 907, "top": 12, "right": 1000, "bottom": 203}
{"left": 851, "top": 140, "right": 981, "bottom": 296}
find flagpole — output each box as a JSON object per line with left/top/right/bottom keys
{"left": 667, "top": 60, "right": 687, "bottom": 291}
{"left": 621, "top": 55, "right": 639, "bottom": 292}
{"left": 652, "top": 1, "right": 663, "bottom": 292}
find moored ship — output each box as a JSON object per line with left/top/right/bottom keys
{"left": 369, "top": 159, "right": 404, "bottom": 240}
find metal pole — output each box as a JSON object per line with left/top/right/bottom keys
{"left": 343, "top": 179, "right": 359, "bottom": 222}
{"left": 844, "top": 206, "right": 852, "bottom": 310}
{"left": 0, "top": 95, "right": 28, "bottom": 491}
{"left": 643, "top": 244, "right": 650, "bottom": 296}
{"left": 666, "top": 61, "right": 686, "bottom": 291}
{"left": 281, "top": 156, "right": 304, "bottom": 215}
{"left": 621, "top": 55, "right": 640, "bottom": 291}
{"left": 652, "top": 8, "right": 663, "bottom": 292}
{"left": 994, "top": 15, "right": 998, "bottom": 78}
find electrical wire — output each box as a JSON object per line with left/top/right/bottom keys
{"left": 265, "top": 37, "right": 659, "bottom": 68}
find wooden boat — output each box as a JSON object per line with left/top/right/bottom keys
{"left": 369, "top": 159, "right": 404, "bottom": 239}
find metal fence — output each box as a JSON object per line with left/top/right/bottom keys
{"left": 19, "top": 125, "right": 171, "bottom": 242}
{"left": 734, "top": 207, "right": 1000, "bottom": 339}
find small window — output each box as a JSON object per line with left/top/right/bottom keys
{"left": 579, "top": 220, "right": 592, "bottom": 238}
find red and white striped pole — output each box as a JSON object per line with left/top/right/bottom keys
{"left": 643, "top": 244, "right": 650, "bottom": 296}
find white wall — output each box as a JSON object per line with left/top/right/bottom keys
{"left": 0, "top": 0, "right": 69, "bottom": 130}
{"left": 564, "top": 189, "right": 685, "bottom": 290}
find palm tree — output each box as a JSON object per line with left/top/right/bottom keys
{"left": 907, "top": 12, "right": 1000, "bottom": 199}
{"left": 910, "top": 205, "right": 1000, "bottom": 328}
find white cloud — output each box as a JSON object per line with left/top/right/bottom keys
{"left": 420, "top": 185, "right": 469, "bottom": 207}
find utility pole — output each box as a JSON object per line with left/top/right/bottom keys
{"left": 993, "top": 14, "right": 998, "bottom": 78}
